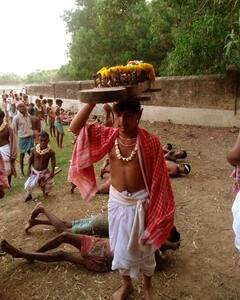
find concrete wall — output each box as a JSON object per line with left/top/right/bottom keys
{"left": 26, "top": 74, "right": 240, "bottom": 127}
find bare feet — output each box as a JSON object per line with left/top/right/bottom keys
{"left": 112, "top": 284, "right": 133, "bottom": 300}
{"left": 30, "top": 202, "right": 43, "bottom": 220}
{"left": 144, "top": 287, "right": 153, "bottom": 300}
{"left": 1, "top": 240, "right": 22, "bottom": 258}
{"left": 25, "top": 219, "right": 38, "bottom": 234}
{"left": 24, "top": 194, "right": 33, "bottom": 202}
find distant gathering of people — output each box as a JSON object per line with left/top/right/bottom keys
{"left": 0, "top": 89, "right": 195, "bottom": 300}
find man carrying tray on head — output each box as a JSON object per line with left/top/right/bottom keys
{"left": 69, "top": 97, "right": 175, "bottom": 299}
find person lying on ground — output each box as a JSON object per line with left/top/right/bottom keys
{"left": 24, "top": 131, "right": 56, "bottom": 202}
{"left": 100, "top": 155, "right": 191, "bottom": 180}
{"left": 24, "top": 203, "right": 180, "bottom": 253}
{"left": 1, "top": 209, "right": 180, "bottom": 273}
{"left": 1, "top": 223, "right": 180, "bottom": 274}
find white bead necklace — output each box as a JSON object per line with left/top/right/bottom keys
{"left": 36, "top": 144, "right": 51, "bottom": 155}
{"left": 115, "top": 139, "right": 138, "bottom": 161}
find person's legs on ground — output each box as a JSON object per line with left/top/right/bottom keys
{"left": 1, "top": 239, "right": 84, "bottom": 265}
{"left": 36, "top": 231, "right": 83, "bottom": 253}
{"left": 52, "top": 126, "right": 56, "bottom": 137}
{"left": 7, "top": 175, "right": 11, "bottom": 187}
{"left": 24, "top": 191, "right": 33, "bottom": 202}
{"left": 56, "top": 132, "right": 60, "bottom": 148}
{"left": 25, "top": 203, "right": 71, "bottom": 234}
{"left": 60, "top": 134, "right": 64, "bottom": 149}
{"left": 20, "top": 153, "right": 25, "bottom": 176}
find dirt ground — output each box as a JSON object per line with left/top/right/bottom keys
{"left": 0, "top": 121, "right": 239, "bottom": 300}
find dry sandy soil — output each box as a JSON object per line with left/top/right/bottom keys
{"left": 0, "top": 121, "right": 239, "bottom": 300}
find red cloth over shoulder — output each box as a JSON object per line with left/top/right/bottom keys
{"left": 68, "top": 123, "right": 118, "bottom": 201}
{"left": 138, "top": 128, "right": 175, "bottom": 248}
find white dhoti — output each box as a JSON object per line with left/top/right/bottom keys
{"left": 24, "top": 167, "right": 54, "bottom": 193}
{"left": 0, "top": 144, "right": 11, "bottom": 176}
{"left": 108, "top": 185, "right": 156, "bottom": 278}
{"left": 232, "top": 191, "right": 240, "bottom": 250}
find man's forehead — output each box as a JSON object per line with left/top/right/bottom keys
{"left": 114, "top": 109, "right": 138, "bottom": 115}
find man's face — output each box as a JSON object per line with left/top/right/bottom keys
{"left": 18, "top": 104, "right": 27, "bottom": 114}
{"left": 39, "top": 136, "right": 49, "bottom": 149}
{"left": 114, "top": 109, "right": 141, "bottom": 135}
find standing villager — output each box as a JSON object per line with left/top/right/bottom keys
{"left": 12, "top": 101, "right": 33, "bottom": 177}
{"left": 0, "top": 110, "right": 17, "bottom": 187}
{"left": 35, "top": 99, "right": 45, "bottom": 131}
{"left": 47, "top": 99, "right": 56, "bottom": 137}
{"left": 28, "top": 108, "right": 41, "bottom": 145}
{"left": 69, "top": 101, "right": 175, "bottom": 300}
{"left": 54, "top": 99, "right": 64, "bottom": 148}
{"left": 227, "top": 131, "right": 240, "bottom": 250}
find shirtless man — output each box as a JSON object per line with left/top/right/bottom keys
{"left": 0, "top": 110, "right": 17, "bottom": 187}
{"left": 54, "top": 99, "right": 64, "bottom": 148}
{"left": 28, "top": 108, "right": 41, "bottom": 145}
{"left": 69, "top": 101, "right": 175, "bottom": 300}
{"left": 24, "top": 131, "right": 56, "bottom": 201}
{"left": 47, "top": 99, "right": 56, "bottom": 137}
{"left": 35, "top": 99, "right": 45, "bottom": 131}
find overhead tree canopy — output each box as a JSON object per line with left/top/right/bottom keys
{"left": 58, "top": 0, "right": 240, "bottom": 80}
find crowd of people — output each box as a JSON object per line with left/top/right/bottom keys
{"left": 0, "top": 91, "right": 194, "bottom": 300}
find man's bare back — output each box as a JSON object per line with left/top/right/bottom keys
{"left": 30, "top": 115, "right": 41, "bottom": 131}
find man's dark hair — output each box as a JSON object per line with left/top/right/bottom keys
{"left": 47, "top": 98, "right": 53, "bottom": 103}
{"left": 39, "top": 131, "right": 49, "bottom": 139}
{"left": 56, "top": 99, "right": 63, "bottom": 104}
{"left": 39, "top": 95, "right": 43, "bottom": 100}
{"left": 0, "top": 110, "right": 5, "bottom": 119}
{"left": 28, "top": 108, "right": 35, "bottom": 115}
{"left": 112, "top": 101, "right": 141, "bottom": 114}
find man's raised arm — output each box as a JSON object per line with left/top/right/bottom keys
{"left": 69, "top": 103, "right": 96, "bottom": 135}
{"left": 227, "top": 130, "right": 240, "bottom": 166}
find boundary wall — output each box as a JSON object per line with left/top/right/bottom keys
{"left": 26, "top": 74, "right": 240, "bottom": 127}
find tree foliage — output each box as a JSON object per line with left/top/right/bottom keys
{"left": 59, "top": 0, "right": 240, "bottom": 79}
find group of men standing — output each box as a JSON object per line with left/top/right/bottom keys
{"left": 0, "top": 90, "right": 64, "bottom": 198}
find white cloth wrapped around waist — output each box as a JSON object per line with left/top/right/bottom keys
{"left": 109, "top": 185, "right": 152, "bottom": 255}
{"left": 232, "top": 191, "right": 240, "bottom": 250}
{"left": 0, "top": 144, "right": 11, "bottom": 176}
{"left": 24, "top": 167, "right": 51, "bottom": 191}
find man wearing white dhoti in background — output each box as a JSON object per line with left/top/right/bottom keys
{"left": 69, "top": 101, "right": 175, "bottom": 300}
{"left": 0, "top": 110, "right": 17, "bottom": 188}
